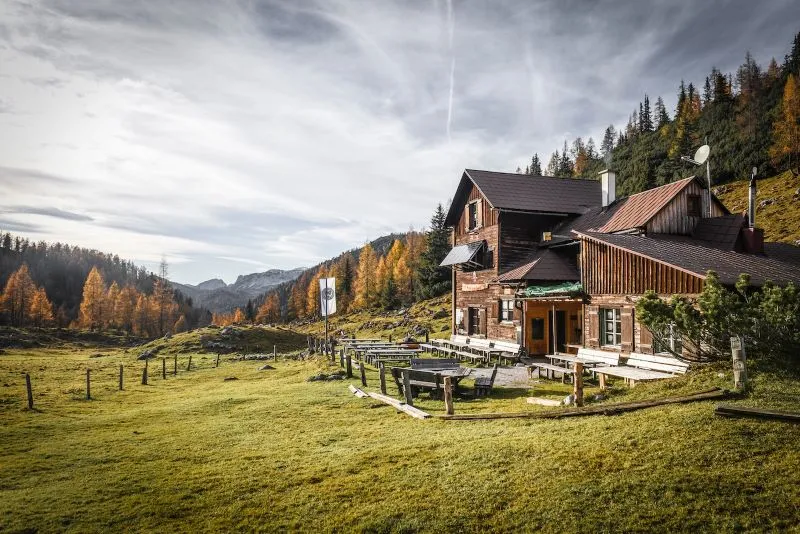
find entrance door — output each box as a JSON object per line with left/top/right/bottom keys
{"left": 547, "top": 310, "right": 567, "bottom": 354}
{"left": 468, "top": 307, "right": 480, "bottom": 336}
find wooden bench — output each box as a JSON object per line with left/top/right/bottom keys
{"left": 391, "top": 367, "right": 446, "bottom": 399}
{"left": 474, "top": 364, "right": 499, "bottom": 397}
{"left": 593, "top": 352, "right": 688, "bottom": 388}
{"left": 410, "top": 358, "right": 460, "bottom": 370}
{"left": 490, "top": 340, "right": 522, "bottom": 364}
{"left": 577, "top": 348, "right": 622, "bottom": 366}
{"left": 528, "top": 361, "right": 576, "bottom": 383}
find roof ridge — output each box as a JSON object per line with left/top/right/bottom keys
{"left": 464, "top": 169, "right": 600, "bottom": 183}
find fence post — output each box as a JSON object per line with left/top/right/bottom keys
{"left": 162, "top": 358, "right": 166, "bottom": 379}
{"left": 119, "top": 364, "right": 124, "bottom": 391}
{"left": 187, "top": 355, "right": 192, "bottom": 371}
{"left": 142, "top": 360, "right": 148, "bottom": 385}
{"left": 731, "top": 335, "right": 748, "bottom": 391}
{"left": 25, "top": 373, "right": 33, "bottom": 409}
{"left": 443, "top": 376, "right": 454, "bottom": 415}
{"left": 573, "top": 361, "right": 584, "bottom": 407}
{"left": 346, "top": 353, "right": 353, "bottom": 378}
{"left": 359, "top": 362, "right": 367, "bottom": 387}
{"left": 402, "top": 369, "right": 413, "bottom": 406}
{"left": 339, "top": 349, "right": 345, "bottom": 368}
{"left": 86, "top": 369, "right": 91, "bottom": 400}
{"left": 174, "top": 354, "right": 178, "bottom": 375}
{"left": 388, "top": 333, "right": 392, "bottom": 343}
{"left": 425, "top": 331, "right": 429, "bottom": 343}
{"left": 273, "top": 345, "right": 277, "bottom": 360}
{"left": 379, "top": 363, "right": 387, "bottom": 395}
{"left": 215, "top": 353, "right": 220, "bottom": 368}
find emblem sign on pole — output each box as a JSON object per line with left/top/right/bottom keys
{"left": 319, "top": 277, "right": 336, "bottom": 317}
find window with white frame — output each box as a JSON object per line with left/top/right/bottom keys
{"left": 468, "top": 202, "right": 478, "bottom": 230}
{"left": 600, "top": 308, "right": 621, "bottom": 346}
{"left": 500, "top": 300, "right": 514, "bottom": 322}
{"left": 654, "top": 323, "right": 683, "bottom": 355}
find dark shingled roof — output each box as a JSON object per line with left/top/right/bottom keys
{"left": 577, "top": 231, "right": 800, "bottom": 287}
{"left": 497, "top": 248, "right": 580, "bottom": 283}
{"left": 445, "top": 169, "right": 601, "bottom": 226}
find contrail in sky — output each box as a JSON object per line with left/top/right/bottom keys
{"left": 446, "top": 0, "right": 455, "bottom": 141}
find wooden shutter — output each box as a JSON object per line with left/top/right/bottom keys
{"left": 476, "top": 199, "right": 483, "bottom": 228}
{"left": 479, "top": 308, "right": 487, "bottom": 336}
{"left": 464, "top": 203, "right": 470, "bottom": 233}
{"left": 639, "top": 323, "right": 654, "bottom": 354}
{"left": 493, "top": 300, "right": 500, "bottom": 323}
{"left": 621, "top": 307, "right": 634, "bottom": 353}
{"left": 587, "top": 305, "right": 599, "bottom": 348}
{"left": 462, "top": 308, "right": 469, "bottom": 333}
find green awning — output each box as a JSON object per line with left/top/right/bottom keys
{"left": 523, "top": 281, "right": 583, "bottom": 297}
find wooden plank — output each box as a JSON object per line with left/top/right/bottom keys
{"left": 366, "top": 392, "right": 431, "bottom": 420}
{"left": 348, "top": 384, "right": 368, "bottom": 398}
{"left": 439, "top": 388, "right": 732, "bottom": 420}
{"left": 714, "top": 405, "right": 800, "bottom": 423}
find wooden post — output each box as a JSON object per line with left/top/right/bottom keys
{"left": 346, "top": 353, "right": 353, "bottom": 378}
{"left": 25, "top": 373, "right": 33, "bottom": 409}
{"left": 573, "top": 361, "right": 584, "bottom": 407}
{"left": 142, "top": 360, "right": 148, "bottom": 385}
{"left": 443, "top": 376, "right": 454, "bottom": 415}
{"left": 86, "top": 369, "right": 91, "bottom": 400}
{"left": 379, "top": 363, "right": 387, "bottom": 395}
{"left": 389, "top": 333, "right": 392, "bottom": 343}
{"left": 402, "top": 369, "right": 413, "bottom": 406}
{"left": 339, "top": 349, "right": 345, "bottom": 368}
{"left": 598, "top": 372, "right": 606, "bottom": 391}
{"left": 731, "top": 335, "right": 748, "bottom": 391}
{"left": 215, "top": 353, "right": 220, "bottom": 368}
{"left": 273, "top": 345, "right": 277, "bottom": 360}
{"left": 359, "top": 362, "right": 367, "bottom": 387}
{"left": 174, "top": 355, "right": 178, "bottom": 375}
{"left": 162, "top": 358, "right": 167, "bottom": 379}
{"left": 119, "top": 364, "right": 124, "bottom": 391}
{"left": 425, "top": 331, "right": 429, "bottom": 343}
{"left": 187, "top": 355, "right": 192, "bottom": 371}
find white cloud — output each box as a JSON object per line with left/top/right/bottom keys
{"left": 1, "top": 0, "right": 798, "bottom": 284}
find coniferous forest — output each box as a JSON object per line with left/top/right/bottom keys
{"left": 518, "top": 32, "right": 800, "bottom": 196}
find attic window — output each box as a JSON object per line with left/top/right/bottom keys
{"left": 687, "top": 195, "right": 702, "bottom": 217}
{"left": 468, "top": 202, "right": 478, "bottom": 230}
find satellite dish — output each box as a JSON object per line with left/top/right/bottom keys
{"left": 694, "top": 145, "right": 710, "bottom": 165}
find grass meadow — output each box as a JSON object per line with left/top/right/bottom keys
{"left": 2, "top": 334, "right": 800, "bottom": 532}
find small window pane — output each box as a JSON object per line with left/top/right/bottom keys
{"left": 531, "top": 318, "right": 545, "bottom": 340}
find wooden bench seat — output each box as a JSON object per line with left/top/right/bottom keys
{"left": 594, "top": 352, "right": 688, "bottom": 388}
{"left": 410, "top": 358, "right": 460, "bottom": 370}
{"left": 527, "top": 362, "right": 576, "bottom": 383}
{"left": 473, "top": 364, "right": 499, "bottom": 397}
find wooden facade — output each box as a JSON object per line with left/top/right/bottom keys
{"left": 580, "top": 237, "right": 705, "bottom": 296}
{"left": 646, "top": 181, "right": 725, "bottom": 234}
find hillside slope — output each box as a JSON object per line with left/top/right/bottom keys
{"left": 715, "top": 171, "right": 800, "bottom": 244}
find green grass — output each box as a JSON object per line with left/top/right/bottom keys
{"left": 294, "top": 295, "right": 452, "bottom": 341}
{"left": 2, "top": 341, "right": 800, "bottom": 532}
{"left": 716, "top": 170, "right": 800, "bottom": 244}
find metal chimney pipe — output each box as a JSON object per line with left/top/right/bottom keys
{"left": 748, "top": 167, "right": 757, "bottom": 229}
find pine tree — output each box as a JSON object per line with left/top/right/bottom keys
{"left": 558, "top": 140, "right": 573, "bottom": 177}
{"left": 601, "top": 125, "right": 615, "bottom": 163}
{"left": 529, "top": 153, "right": 542, "bottom": 175}
{"left": 245, "top": 299, "right": 255, "bottom": 322}
{"left": 641, "top": 95, "right": 653, "bottom": 132}
{"left": 1, "top": 264, "right": 37, "bottom": 326}
{"left": 655, "top": 96, "right": 670, "bottom": 128}
{"left": 545, "top": 150, "right": 560, "bottom": 175}
{"left": 770, "top": 73, "right": 800, "bottom": 176}
{"left": 79, "top": 267, "right": 106, "bottom": 330}
{"left": 415, "top": 204, "right": 451, "bottom": 299}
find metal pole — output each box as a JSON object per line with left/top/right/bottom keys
{"left": 706, "top": 159, "right": 711, "bottom": 217}
{"left": 324, "top": 277, "right": 329, "bottom": 358}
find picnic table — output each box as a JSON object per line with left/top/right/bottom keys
{"left": 362, "top": 348, "right": 422, "bottom": 365}
{"left": 391, "top": 366, "right": 472, "bottom": 399}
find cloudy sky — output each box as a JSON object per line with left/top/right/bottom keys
{"left": 1, "top": 0, "right": 798, "bottom": 284}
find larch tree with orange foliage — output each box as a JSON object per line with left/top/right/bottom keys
{"left": 353, "top": 244, "right": 379, "bottom": 309}
{"left": 305, "top": 269, "right": 325, "bottom": 318}
{"left": 256, "top": 293, "right": 281, "bottom": 324}
{"left": 114, "top": 286, "right": 138, "bottom": 333}
{"left": 1, "top": 264, "right": 37, "bottom": 326}
{"left": 105, "top": 281, "right": 120, "bottom": 329}
{"left": 79, "top": 267, "right": 107, "bottom": 331}
{"left": 29, "top": 287, "right": 54, "bottom": 327}
{"left": 232, "top": 308, "right": 246, "bottom": 324}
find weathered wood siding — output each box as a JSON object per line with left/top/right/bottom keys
{"left": 647, "top": 182, "right": 725, "bottom": 235}
{"left": 454, "top": 184, "right": 499, "bottom": 239}
{"left": 580, "top": 237, "right": 705, "bottom": 296}
{"left": 498, "top": 212, "right": 566, "bottom": 272}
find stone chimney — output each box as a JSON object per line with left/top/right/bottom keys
{"left": 599, "top": 169, "right": 616, "bottom": 207}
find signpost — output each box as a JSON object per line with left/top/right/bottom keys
{"left": 319, "top": 277, "right": 337, "bottom": 358}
